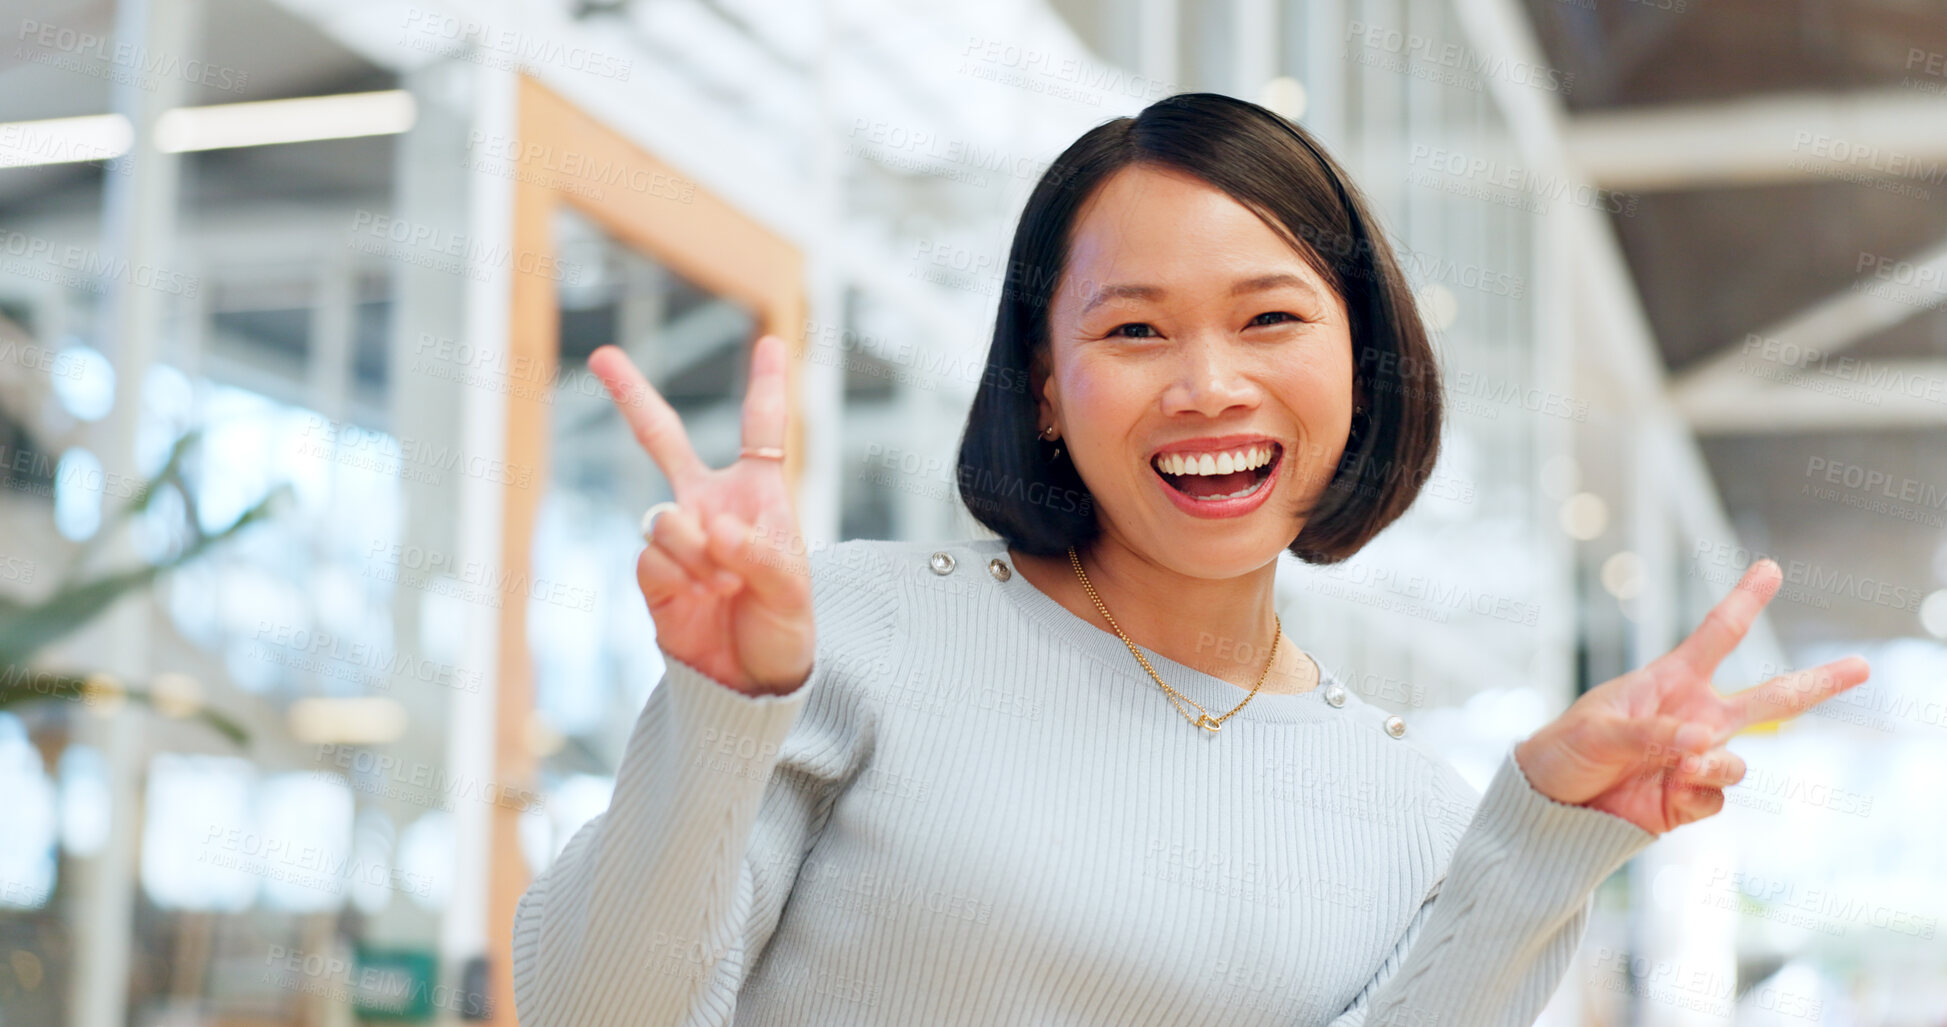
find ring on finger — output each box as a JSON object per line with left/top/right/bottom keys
{"left": 740, "top": 445, "right": 785, "bottom": 461}
{"left": 640, "top": 501, "right": 682, "bottom": 543}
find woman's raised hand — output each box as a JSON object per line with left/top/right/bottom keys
{"left": 1514, "top": 559, "right": 1871, "bottom": 835}
{"left": 589, "top": 335, "right": 814, "bottom": 696}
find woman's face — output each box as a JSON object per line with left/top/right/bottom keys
{"left": 1038, "top": 162, "right": 1356, "bottom": 578}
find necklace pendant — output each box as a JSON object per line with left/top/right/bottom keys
{"left": 1195, "top": 713, "right": 1222, "bottom": 732}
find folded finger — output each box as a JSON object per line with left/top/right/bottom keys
{"left": 1727, "top": 656, "right": 1870, "bottom": 732}
{"left": 706, "top": 511, "right": 811, "bottom": 607}
{"left": 636, "top": 542, "right": 693, "bottom": 608}
{"left": 1672, "top": 747, "right": 1745, "bottom": 790}
{"left": 651, "top": 505, "right": 735, "bottom": 594}
{"left": 1670, "top": 784, "right": 1725, "bottom": 828}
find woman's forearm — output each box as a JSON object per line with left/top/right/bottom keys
{"left": 511, "top": 655, "right": 812, "bottom": 1027}
{"left": 1348, "top": 747, "right": 1656, "bottom": 1027}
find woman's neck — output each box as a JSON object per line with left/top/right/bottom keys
{"left": 1006, "top": 535, "right": 1317, "bottom": 695}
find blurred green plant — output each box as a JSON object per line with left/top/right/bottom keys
{"left": 0, "top": 429, "right": 289, "bottom": 745}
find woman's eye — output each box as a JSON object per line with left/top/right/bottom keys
{"left": 1248, "top": 311, "right": 1300, "bottom": 327}
{"left": 1108, "top": 323, "right": 1159, "bottom": 338}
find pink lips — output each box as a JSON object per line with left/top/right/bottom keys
{"left": 1149, "top": 439, "right": 1283, "bottom": 520}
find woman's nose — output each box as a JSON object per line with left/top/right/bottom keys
{"left": 1163, "top": 337, "right": 1259, "bottom": 416}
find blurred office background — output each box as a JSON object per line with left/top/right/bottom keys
{"left": 2, "top": 0, "right": 1945, "bottom": 1023}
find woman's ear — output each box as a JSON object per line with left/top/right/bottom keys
{"left": 1031, "top": 348, "right": 1060, "bottom": 436}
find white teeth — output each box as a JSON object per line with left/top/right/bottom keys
{"left": 1152, "top": 445, "right": 1277, "bottom": 476}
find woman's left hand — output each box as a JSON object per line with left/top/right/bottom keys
{"left": 1513, "top": 559, "right": 1871, "bottom": 836}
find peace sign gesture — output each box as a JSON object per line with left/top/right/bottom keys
{"left": 1513, "top": 559, "right": 1871, "bottom": 835}
{"left": 589, "top": 335, "right": 815, "bottom": 696}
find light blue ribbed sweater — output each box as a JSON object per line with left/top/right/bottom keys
{"left": 511, "top": 536, "right": 1657, "bottom": 1026}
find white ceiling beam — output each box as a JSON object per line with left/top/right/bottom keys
{"left": 1565, "top": 90, "right": 1947, "bottom": 192}
{"left": 1680, "top": 360, "right": 1947, "bottom": 434}
{"left": 1672, "top": 238, "right": 1947, "bottom": 408}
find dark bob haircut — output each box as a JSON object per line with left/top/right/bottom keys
{"left": 954, "top": 91, "right": 1443, "bottom": 564}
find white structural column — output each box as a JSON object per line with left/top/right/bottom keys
{"left": 1138, "top": 0, "right": 1179, "bottom": 90}
{"left": 1232, "top": 0, "right": 1275, "bottom": 99}
{"left": 68, "top": 0, "right": 196, "bottom": 1025}
{"left": 442, "top": 58, "right": 515, "bottom": 996}
{"left": 798, "top": 0, "right": 845, "bottom": 548}
{"left": 1448, "top": 0, "right": 1782, "bottom": 667}
{"left": 1449, "top": 1, "right": 1771, "bottom": 1024}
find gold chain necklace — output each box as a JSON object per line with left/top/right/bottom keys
{"left": 1066, "top": 544, "right": 1280, "bottom": 733}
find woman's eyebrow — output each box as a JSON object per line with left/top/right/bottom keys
{"left": 1077, "top": 274, "right": 1323, "bottom": 317}
{"left": 1078, "top": 283, "right": 1165, "bottom": 316}
{"left": 1231, "top": 272, "right": 1323, "bottom": 304}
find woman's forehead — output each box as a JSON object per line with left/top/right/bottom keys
{"left": 1062, "top": 166, "right": 1329, "bottom": 289}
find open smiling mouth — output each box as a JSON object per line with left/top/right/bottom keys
{"left": 1150, "top": 443, "right": 1282, "bottom": 502}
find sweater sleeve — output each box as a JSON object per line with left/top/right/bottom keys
{"left": 510, "top": 542, "right": 901, "bottom": 1027}
{"left": 1325, "top": 744, "right": 1657, "bottom": 1027}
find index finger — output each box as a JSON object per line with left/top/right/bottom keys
{"left": 589, "top": 345, "right": 707, "bottom": 491}
{"left": 1723, "top": 655, "right": 1871, "bottom": 735}
{"left": 1670, "top": 558, "right": 1782, "bottom": 676}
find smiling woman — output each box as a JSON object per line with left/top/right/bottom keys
{"left": 958, "top": 93, "right": 1442, "bottom": 569}
{"left": 509, "top": 93, "right": 1871, "bottom": 1027}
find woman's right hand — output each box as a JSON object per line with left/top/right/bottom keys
{"left": 589, "top": 335, "right": 814, "bottom": 696}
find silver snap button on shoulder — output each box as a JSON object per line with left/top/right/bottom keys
{"left": 1324, "top": 683, "right": 1346, "bottom": 708}
{"left": 987, "top": 558, "right": 1011, "bottom": 581}
{"left": 1383, "top": 715, "right": 1406, "bottom": 739}
{"left": 929, "top": 551, "right": 956, "bottom": 575}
